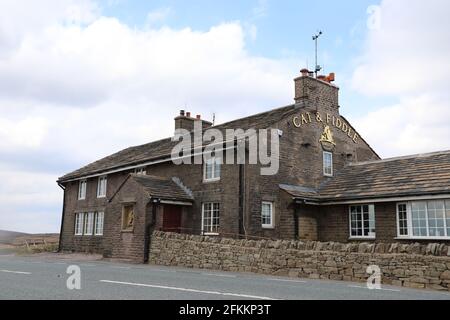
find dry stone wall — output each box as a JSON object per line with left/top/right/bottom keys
{"left": 149, "top": 231, "right": 450, "bottom": 291}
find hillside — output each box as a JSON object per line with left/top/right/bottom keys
{"left": 0, "top": 230, "right": 29, "bottom": 244}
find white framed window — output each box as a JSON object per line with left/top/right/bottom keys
{"left": 396, "top": 200, "right": 450, "bottom": 239}
{"left": 134, "top": 167, "right": 146, "bottom": 175}
{"left": 94, "top": 212, "right": 104, "bottom": 236}
{"left": 203, "top": 157, "right": 221, "bottom": 182}
{"left": 349, "top": 204, "right": 376, "bottom": 239}
{"left": 202, "top": 203, "right": 220, "bottom": 235}
{"left": 261, "top": 202, "right": 274, "bottom": 229}
{"left": 97, "top": 176, "right": 107, "bottom": 198}
{"left": 84, "top": 212, "right": 94, "bottom": 235}
{"left": 323, "top": 151, "right": 333, "bottom": 177}
{"left": 78, "top": 180, "right": 87, "bottom": 200}
{"left": 75, "top": 213, "right": 84, "bottom": 235}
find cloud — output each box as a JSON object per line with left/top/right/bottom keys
{"left": 0, "top": 0, "right": 300, "bottom": 232}
{"left": 351, "top": 0, "right": 450, "bottom": 158}
{"left": 146, "top": 7, "right": 172, "bottom": 25}
{"left": 252, "top": 0, "right": 269, "bottom": 19}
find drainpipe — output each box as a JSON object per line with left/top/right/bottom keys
{"left": 144, "top": 198, "right": 160, "bottom": 263}
{"left": 238, "top": 164, "right": 244, "bottom": 237}
{"left": 57, "top": 182, "right": 66, "bottom": 253}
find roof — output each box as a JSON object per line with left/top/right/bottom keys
{"left": 58, "top": 103, "right": 302, "bottom": 182}
{"left": 130, "top": 174, "right": 194, "bottom": 202}
{"left": 281, "top": 150, "right": 450, "bottom": 203}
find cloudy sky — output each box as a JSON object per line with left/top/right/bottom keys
{"left": 1, "top": 0, "right": 449, "bottom": 233}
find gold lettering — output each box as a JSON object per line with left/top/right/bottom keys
{"left": 316, "top": 112, "right": 323, "bottom": 122}
{"left": 293, "top": 116, "right": 301, "bottom": 128}
{"left": 353, "top": 133, "right": 359, "bottom": 143}
{"left": 301, "top": 114, "right": 308, "bottom": 125}
{"left": 307, "top": 112, "right": 312, "bottom": 123}
{"left": 335, "top": 118, "right": 342, "bottom": 129}
{"left": 326, "top": 113, "right": 331, "bottom": 124}
{"left": 332, "top": 116, "right": 336, "bottom": 126}
{"left": 342, "top": 122, "right": 348, "bottom": 134}
{"left": 347, "top": 127, "right": 353, "bottom": 138}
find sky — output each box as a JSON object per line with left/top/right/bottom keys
{"left": 1, "top": 0, "right": 450, "bottom": 233}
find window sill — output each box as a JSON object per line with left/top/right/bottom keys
{"left": 121, "top": 229, "right": 134, "bottom": 233}
{"left": 349, "top": 237, "right": 376, "bottom": 241}
{"left": 395, "top": 236, "right": 450, "bottom": 241}
{"left": 97, "top": 196, "right": 107, "bottom": 199}
{"left": 262, "top": 226, "right": 275, "bottom": 230}
{"left": 203, "top": 178, "right": 221, "bottom": 184}
{"left": 203, "top": 233, "right": 219, "bottom": 236}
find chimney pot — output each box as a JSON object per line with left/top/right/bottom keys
{"left": 300, "top": 68, "right": 310, "bottom": 77}
{"left": 186, "top": 112, "right": 191, "bottom": 118}
{"left": 196, "top": 115, "right": 201, "bottom": 120}
{"left": 180, "top": 110, "right": 185, "bottom": 116}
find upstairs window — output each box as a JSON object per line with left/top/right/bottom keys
{"left": 97, "top": 176, "right": 107, "bottom": 198}
{"left": 323, "top": 151, "right": 333, "bottom": 177}
{"left": 78, "top": 180, "right": 87, "bottom": 200}
{"left": 261, "top": 202, "right": 274, "bottom": 229}
{"left": 134, "top": 167, "right": 146, "bottom": 175}
{"left": 204, "top": 157, "right": 221, "bottom": 182}
{"left": 349, "top": 204, "right": 376, "bottom": 239}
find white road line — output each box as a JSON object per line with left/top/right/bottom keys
{"left": 100, "top": 280, "right": 277, "bottom": 300}
{"left": 267, "top": 278, "right": 307, "bottom": 284}
{"left": 0, "top": 269, "right": 32, "bottom": 275}
{"left": 202, "top": 273, "right": 237, "bottom": 278}
{"left": 151, "top": 269, "right": 177, "bottom": 273}
{"left": 348, "top": 285, "right": 401, "bottom": 292}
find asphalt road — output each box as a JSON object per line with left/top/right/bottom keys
{"left": 0, "top": 251, "right": 449, "bottom": 300}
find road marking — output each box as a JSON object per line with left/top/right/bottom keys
{"left": 202, "top": 273, "right": 237, "bottom": 278}
{"left": 151, "top": 269, "right": 177, "bottom": 273}
{"left": 267, "top": 278, "right": 307, "bottom": 284}
{"left": 80, "top": 264, "right": 97, "bottom": 267}
{"left": 0, "top": 269, "right": 32, "bottom": 275}
{"left": 110, "top": 266, "right": 131, "bottom": 270}
{"left": 348, "top": 285, "right": 401, "bottom": 292}
{"left": 54, "top": 262, "right": 67, "bottom": 265}
{"left": 100, "top": 280, "right": 277, "bottom": 300}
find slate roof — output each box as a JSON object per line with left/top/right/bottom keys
{"left": 58, "top": 103, "right": 302, "bottom": 182}
{"left": 281, "top": 151, "right": 450, "bottom": 202}
{"left": 130, "top": 175, "right": 194, "bottom": 202}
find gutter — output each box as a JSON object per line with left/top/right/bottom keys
{"left": 57, "top": 182, "right": 66, "bottom": 253}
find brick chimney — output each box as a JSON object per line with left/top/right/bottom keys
{"left": 174, "top": 110, "right": 212, "bottom": 133}
{"left": 294, "top": 69, "right": 339, "bottom": 113}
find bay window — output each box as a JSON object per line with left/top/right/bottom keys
{"left": 397, "top": 200, "right": 450, "bottom": 239}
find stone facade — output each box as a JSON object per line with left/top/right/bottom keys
{"left": 150, "top": 231, "right": 450, "bottom": 291}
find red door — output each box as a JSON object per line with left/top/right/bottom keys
{"left": 162, "top": 205, "right": 182, "bottom": 233}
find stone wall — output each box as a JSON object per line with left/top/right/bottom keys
{"left": 149, "top": 231, "right": 450, "bottom": 291}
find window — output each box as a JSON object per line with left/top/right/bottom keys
{"left": 75, "top": 213, "right": 84, "bottom": 235}
{"left": 323, "top": 151, "right": 333, "bottom": 177}
{"left": 349, "top": 204, "right": 376, "bottom": 238}
{"left": 84, "top": 212, "right": 94, "bottom": 235}
{"left": 204, "top": 157, "right": 221, "bottom": 182}
{"left": 78, "top": 180, "right": 87, "bottom": 200}
{"left": 97, "top": 176, "right": 107, "bottom": 198}
{"left": 261, "top": 202, "right": 274, "bottom": 229}
{"left": 397, "top": 204, "right": 409, "bottom": 236}
{"left": 134, "top": 167, "right": 146, "bottom": 175}
{"left": 95, "top": 212, "right": 104, "bottom": 236}
{"left": 122, "top": 205, "right": 135, "bottom": 231}
{"left": 202, "top": 203, "right": 220, "bottom": 235}
{"left": 397, "top": 200, "right": 450, "bottom": 239}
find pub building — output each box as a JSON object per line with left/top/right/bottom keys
{"left": 57, "top": 69, "right": 450, "bottom": 261}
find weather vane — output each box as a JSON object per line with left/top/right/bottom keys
{"left": 312, "top": 31, "right": 323, "bottom": 78}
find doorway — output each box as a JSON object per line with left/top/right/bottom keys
{"left": 162, "top": 205, "right": 183, "bottom": 233}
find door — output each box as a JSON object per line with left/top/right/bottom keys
{"left": 162, "top": 205, "right": 183, "bottom": 233}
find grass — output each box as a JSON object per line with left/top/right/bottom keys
{"left": 16, "top": 243, "right": 59, "bottom": 255}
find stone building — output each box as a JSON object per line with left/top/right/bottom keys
{"left": 57, "top": 69, "right": 450, "bottom": 262}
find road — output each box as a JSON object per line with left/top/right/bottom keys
{"left": 0, "top": 251, "right": 449, "bottom": 300}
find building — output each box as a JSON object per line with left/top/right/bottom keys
{"left": 57, "top": 69, "right": 450, "bottom": 262}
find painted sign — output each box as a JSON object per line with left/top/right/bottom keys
{"left": 293, "top": 112, "right": 359, "bottom": 144}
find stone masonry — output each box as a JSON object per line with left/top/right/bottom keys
{"left": 149, "top": 231, "right": 450, "bottom": 291}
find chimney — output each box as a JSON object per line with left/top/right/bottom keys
{"left": 294, "top": 69, "right": 339, "bottom": 113}
{"left": 174, "top": 110, "right": 213, "bottom": 133}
